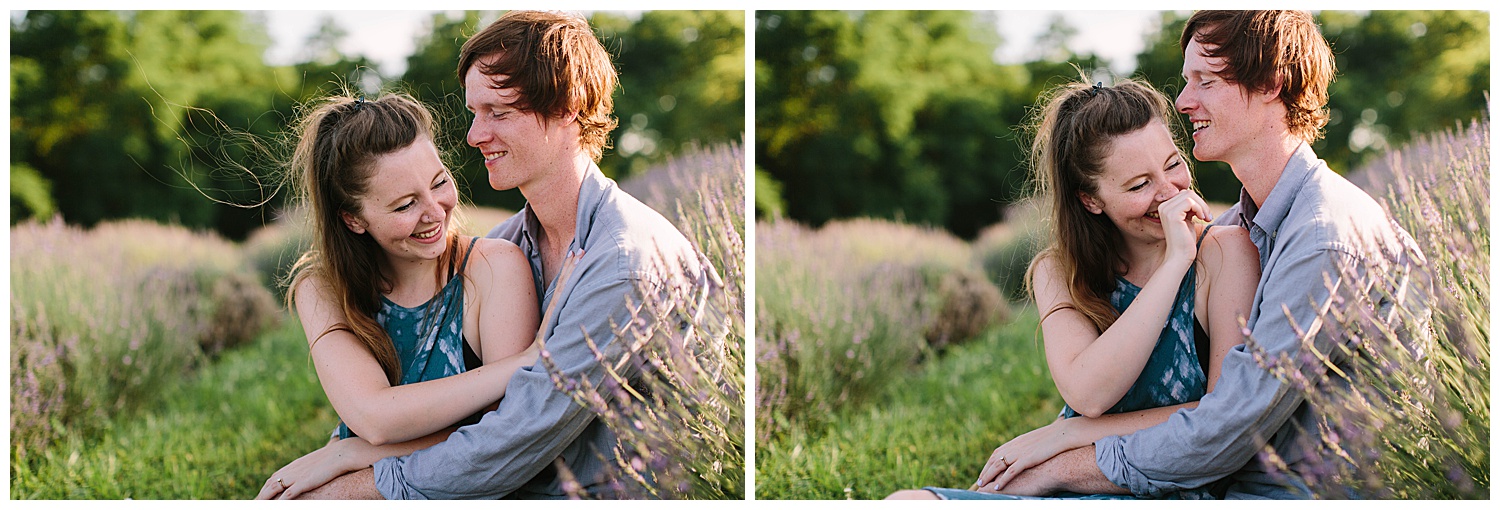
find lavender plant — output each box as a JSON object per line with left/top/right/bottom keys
{"left": 973, "top": 198, "right": 1049, "bottom": 302}
{"left": 537, "top": 142, "right": 746, "bottom": 499}
{"left": 1251, "top": 119, "right": 1488, "bottom": 498}
{"left": 11, "top": 218, "right": 278, "bottom": 459}
{"left": 756, "top": 218, "right": 1008, "bottom": 441}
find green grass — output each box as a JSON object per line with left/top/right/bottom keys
{"left": 10, "top": 318, "right": 335, "bottom": 499}
{"left": 755, "top": 308, "right": 1062, "bottom": 499}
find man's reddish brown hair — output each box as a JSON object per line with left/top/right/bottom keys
{"left": 459, "top": 10, "right": 619, "bottom": 161}
{"left": 1181, "top": 10, "right": 1336, "bottom": 143}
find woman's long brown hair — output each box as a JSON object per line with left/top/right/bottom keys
{"left": 1023, "top": 77, "right": 1186, "bottom": 332}
{"left": 285, "top": 92, "right": 459, "bottom": 385}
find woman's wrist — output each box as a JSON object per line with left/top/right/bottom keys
{"left": 334, "top": 437, "right": 376, "bottom": 471}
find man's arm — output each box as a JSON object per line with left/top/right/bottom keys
{"left": 1092, "top": 246, "right": 1356, "bottom": 497}
{"left": 978, "top": 446, "right": 1128, "bottom": 496}
{"left": 294, "top": 468, "right": 381, "bottom": 500}
{"left": 372, "top": 271, "right": 637, "bottom": 499}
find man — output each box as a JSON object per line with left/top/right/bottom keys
{"left": 891, "top": 10, "right": 1422, "bottom": 500}
{"left": 303, "top": 10, "right": 708, "bottom": 499}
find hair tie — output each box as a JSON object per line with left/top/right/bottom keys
{"left": 352, "top": 97, "right": 367, "bottom": 112}
{"left": 1086, "top": 82, "right": 1103, "bottom": 98}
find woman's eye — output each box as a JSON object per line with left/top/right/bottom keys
{"left": 433, "top": 178, "right": 449, "bottom": 190}
{"left": 395, "top": 200, "right": 415, "bottom": 212}
{"left": 1129, "top": 181, "right": 1148, "bottom": 192}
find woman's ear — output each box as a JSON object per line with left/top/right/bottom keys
{"left": 1077, "top": 192, "right": 1104, "bottom": 215}
{"left": 340, "top": 211, "right": 366, "bottom": 234}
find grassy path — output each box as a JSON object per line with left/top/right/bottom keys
{"left": 11, "top": 318, "right": 336, "bottom": 499}
{"left": 755, "top": 309, "right": 1063, "bottom": 499}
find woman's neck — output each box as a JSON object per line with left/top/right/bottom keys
{"left": 378, "top": 243, "right": 449, "bottom": 306}
{"left": 1118, "top": 224, "right": 1202, "bottom": 286}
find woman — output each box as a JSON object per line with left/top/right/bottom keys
{"left": 981, "top": 78, "right": 1260, "bottom": 492}
{"left": 255, "top": 93, "right": 540, "bottom": 500}
{"left": 893, "top": 79, "right": 1260, "bottom": 500}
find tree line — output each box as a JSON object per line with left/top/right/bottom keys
{"left": 10, "top": 10, "right": 745, "bottom": 240}
{"left": 755, "top": 10, "right": 1489, "bottom": 238}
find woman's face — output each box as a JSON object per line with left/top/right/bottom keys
{"left": 1078, "top": 118, "right": 1192, "bottom": 245}
{"left": 341, "top": 135, "right": 458, "bottom": 265}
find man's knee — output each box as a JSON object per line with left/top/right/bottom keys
{"left": 886, "top": 489, "right": 939, "bottom": 500}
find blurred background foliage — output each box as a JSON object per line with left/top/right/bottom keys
{"left": 10, "top": 10, "right": 745, "bottom": 240}
{"left": 755, "top": 10, "right": 1489, "bottom": 239}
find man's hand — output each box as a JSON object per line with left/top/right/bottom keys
{"left": 292, "top": 468, "right": 383, "bottom": 500}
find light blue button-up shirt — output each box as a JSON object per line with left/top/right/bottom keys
{"left": 1094, "top": 143, "right": 1423, "bottom": 499}
{"left": 373, "top": 163, "right": 709, "bottom": 499}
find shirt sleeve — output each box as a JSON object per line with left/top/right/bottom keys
{"left": 372, "top": 269, "right": 637, "bottom": 499}
{"left": 1095, "top": 245, "right": 1357, "bottom": 498}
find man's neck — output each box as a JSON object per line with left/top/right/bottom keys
{"left": 523, "top": 152, "right": 592, "bottom": 283}
{"left": 1230, "top": 131, "right": 1304, "bottom": 209}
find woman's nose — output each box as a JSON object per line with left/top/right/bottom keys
{"left": 1155, "top": 181, "right": 1181, "bottom": 202}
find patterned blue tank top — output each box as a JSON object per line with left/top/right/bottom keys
{"left": 337, "top": 237, "right": 483, "bottom": 439}
{"left": 1061, "top": 228, "right": 1212, "bottom": 418}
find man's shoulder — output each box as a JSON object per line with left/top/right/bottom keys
{"left": 1281, "top": 166, "right": 1415, "bottom": 262}
{"left": 583, "top": 187, "right": 703, "bottom": 281}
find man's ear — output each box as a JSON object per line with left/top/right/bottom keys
{"left": 1078, "top": 192, "right": 1104, "bottom": 215}
{"left": 1257, "top": 74, "right": 1284, "bottom": 104}
{"left": 340, "top": 211, "right": 366, "bottom": 234}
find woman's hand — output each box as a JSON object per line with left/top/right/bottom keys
{"left": 255, "top": 438, "right": 364, "bottom": 500}
{"left": 1157, "top": 189, "right": 1212, "bottom": 268}
{"left": 975, "top": 418, "right": 1081, "bottom": 492}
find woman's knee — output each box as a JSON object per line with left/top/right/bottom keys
{"left": 885, "top": 489, "right": 939, "bottom": 500}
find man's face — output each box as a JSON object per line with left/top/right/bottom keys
{"left": 1176, "top": 38, "right": 1263, "bottom": 164}
{"left": 463, "top": 59, "right": 573, "bottom": 192}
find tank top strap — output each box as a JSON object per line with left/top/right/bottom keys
{"left": 457, "top": 236, "right": 480, "bottom": 273}
{"left": 1195, "top": 225, "right": 1214, "bottom": 250}
{"left": 446, "top": 236, "right": 481, "bottom": 280}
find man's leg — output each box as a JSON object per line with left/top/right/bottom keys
{"left": 294, "top": 468, "right": 383, "bottom": 500}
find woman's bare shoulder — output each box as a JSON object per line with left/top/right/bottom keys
{"left": 1200, "top": 225, "right": 1259, "bottom": 277}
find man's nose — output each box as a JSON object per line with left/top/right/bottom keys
{"left": 467, "top": 117, "right": 487, "bottom": 148}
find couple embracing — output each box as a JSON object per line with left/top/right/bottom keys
{"left": 255, "top": 11, "right": 709, "bottom": 499}
{"left": 891, "top": 10, "right": 1424, "bottom": 500}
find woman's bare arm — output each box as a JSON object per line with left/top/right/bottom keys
{"left": 293, "top": 272, "right": 532, "bottom": 446}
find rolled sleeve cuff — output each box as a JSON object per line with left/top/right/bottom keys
{"left": 374, "top": 455, "right": 426, "bottom": 500}
{"left": 1095, "top": 435, "right": 1162, "bottom": 499}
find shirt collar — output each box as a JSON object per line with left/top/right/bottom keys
{"left": 514, "top": 161, "right": 611, "bottom": 255}
{"left": 1239, "top": 142, "right": 1320, "bottom": 235}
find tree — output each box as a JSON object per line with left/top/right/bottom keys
{"left": 1318, "top": 10, "right": 1489, "bottom": 173}
{"left": 10, "top": 10, "right": 290, "bottom": 238}
{"left": 595, "top": 10, "right": 746, "bottom": 180}
{"left": 757, "top": 10, "right": 1039, "bottom": 238}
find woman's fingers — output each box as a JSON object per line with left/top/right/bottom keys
{"left": 977, "top": 447, "right": 1012, "bottom": 488}
{"left": 255, "top": 476, "right": 285, "bottom": 500}
{"left": 976, "top": 449, "right": 1001, "bottom": 488}
{"left": 992, "top": 455, "right": 1036, "bottom": 492}
{"left": 279, "top": 481, "right": 303, "bottom": 500}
